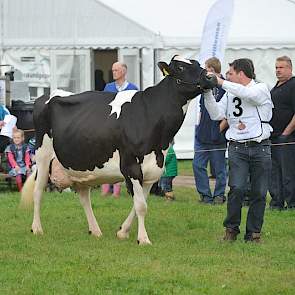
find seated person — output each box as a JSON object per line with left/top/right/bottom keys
{"left": 0, "top": 104, "right": 12, "bottom": 154}
{"left": 5, "top": 129, "right": 31, "bottom": 191}
{"left": 28, "top": 136, "right": 36, "bottom": 170}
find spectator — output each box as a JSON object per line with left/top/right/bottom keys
{"left": 28, "top": 136, "right": 36, "bottom": 171}
{"left": 159, "top": 144, "right": 178, "bottom": 201}
{"left": 5, "top": 129, "right": 31, "bottom": 191}
{"left": 193, "top": 57, "right": 227, "bottom": 205}
{"left": 269, "top": 56, "right": 295, "bottom": 210}
{"left": 204, "top": 58, "right": 272, "bottom": 243}
{"left": 104, "top": 62, "right": 138, "bottom": 92}
{"left": 101, "top": 62, "right": 138, "bottom": 197}
{"left": 0, "top": 104, "right": 12, "bottom": 154}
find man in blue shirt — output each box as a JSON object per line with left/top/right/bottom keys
{"left": 193, "top": 57, "right": 227, "bottom": 205}
{"left": 102, "top": 61, "right": 138, "bottom": 197}
{"left": 104, "top": 62, "right": 138, "bottom": 92}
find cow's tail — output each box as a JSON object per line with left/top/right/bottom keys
{"left": 20, "top": 170, "right": 37, "bottom": 209}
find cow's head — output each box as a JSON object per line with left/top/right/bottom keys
{"left": 157, "top": 55, "right": 217, "bottom": 95}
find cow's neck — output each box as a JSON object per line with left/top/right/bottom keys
{"left": 146, "top": 79, "right": 194, "bottom": 146}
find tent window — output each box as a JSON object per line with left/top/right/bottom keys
{"left": 21, "top": 57, "right": 35, "bottom": 63}
{"left": 29, "top": 87, "right": 37, "bottom": 98}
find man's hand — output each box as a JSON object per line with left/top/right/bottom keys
{"left": 206, "top": 72, "right": 224, "bottom": 86}
{"left": 0, "top": 121, "right": 5, "bottom": 128}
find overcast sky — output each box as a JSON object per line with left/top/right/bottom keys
{"left": 99, "top": 0, "right": 216, "bottom": 36}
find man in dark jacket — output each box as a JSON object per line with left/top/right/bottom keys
{"left": 193, "top": 57, "right": 227, "bottom": 204}
{"left": 269, "top": 56, "right": 295, "bottom": 210}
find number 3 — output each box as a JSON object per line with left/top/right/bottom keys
{"left": 233, "top": 97, "right": 243, "bottom": 117}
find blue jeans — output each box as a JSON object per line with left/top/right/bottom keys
{"left": 224, "top": 141, "right": 271, "bottom": 237}
{"left": 159, "top": 176, "right": 174, "bottom": 193}
{"left": 193, "top": 139, "right": 227, "bottom": 200}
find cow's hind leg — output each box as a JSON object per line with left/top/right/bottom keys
{"left": 117, "top": 182, "right": 152, "bottom": 240}
{"left": 77, "top": 187, "right": 102, "bottom": 237}
{"left": 31, "top": 136, "right": 53, "bottom": 234}
{"left": 117, "top": 206, "right": 135, "bottom": 240}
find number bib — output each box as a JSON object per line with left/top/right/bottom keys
{"left": 226, "top": 96, "right": 263, "bottom": 141}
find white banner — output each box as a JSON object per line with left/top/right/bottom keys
{"left": 198, "top": 0, "right": 234, "bottom": 65}
{"left": 2, "top": 50, "right": 50, "bottom": 87}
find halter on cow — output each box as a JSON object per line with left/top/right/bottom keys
{"left": 21, "top": 55, "right": 217, "bottom": 245}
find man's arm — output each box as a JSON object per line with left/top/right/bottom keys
{"left": 216, "top": 76, "right": 270, "bottom": 106}
{"left": 204, "top": 90, "right": 227, "bottom": 121}
{"left": 282, "top": 114, "right": 295, "bottom": 136}
{"left": 219, "top": 119, "right": 228, "bottom": 132}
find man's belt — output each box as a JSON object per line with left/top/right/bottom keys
{"left": 229, "top": 139, "right": 270, "bottom": 147}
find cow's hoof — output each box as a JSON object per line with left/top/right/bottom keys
{"left": 89, "top": 230, "right": 102, "bottom": 238}
{"left": 137, "top": 238, "right": 152, "bottom": 245}
{"left": 116, "top": 229, "right": 129, "bottom": 240}
{"left": 31, "top": 227, "right": 43, "bottom": 235}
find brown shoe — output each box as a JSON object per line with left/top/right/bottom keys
{"left": 223, "top": 228, "right": 239, "bottom": 241}
{"left": 245, "top": 232, "right": 261, "bottom": 243}
{"left": 165, "top": 191, "right": 175, "bottom": 201}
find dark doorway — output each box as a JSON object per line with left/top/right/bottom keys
{"left": 93, "top": 49, "right": 118, "bottom": 91}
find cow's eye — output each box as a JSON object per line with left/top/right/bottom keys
{"left": 177, "top": 66, "right": 184, "bottom": 72}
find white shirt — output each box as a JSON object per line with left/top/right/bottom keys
{"left": 204, "top": 80, "right": 273, "bottom": 142}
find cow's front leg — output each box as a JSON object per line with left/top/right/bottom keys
{"left": 132, "top": 179, "right": 151, "bottom": 245}
{"left": 77, "top": 187, "right": 102, "bottom": 237}
{"left": 117, "top": 183, "right": 152, "bottom": 240}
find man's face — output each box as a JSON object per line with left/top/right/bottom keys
{"left": 112, "top": 63, "right": 125, "bottom": 81}
{"left": 226, "top": 66, "right": 241, "bottom": 83}
{"left": 275, "top": 61, "right": 292, "bottom": 82}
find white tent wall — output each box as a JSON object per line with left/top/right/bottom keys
{"left": 224, "top": 48, "right": 295, "bottom": 87}
{"left": 0, "top": 0, "right": 157, "bottom": 95}
{"left": 156, "top": 46, "right": 295, "bottom": 159}
{"left": 141, "top": 48, "right": 155, "bottom": 89}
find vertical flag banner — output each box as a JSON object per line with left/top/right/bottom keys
{"left": 198, "top": 0, "right": 234, "bottom": 65}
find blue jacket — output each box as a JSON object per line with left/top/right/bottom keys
{"left": 104, "top": 81, "right": 138, "bottom": 93}
{"left": 195, "top": 85, "right": 227, "bottom": 145}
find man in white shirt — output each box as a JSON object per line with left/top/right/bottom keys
{"left": 204, "top": 58, "right": 273, "bottom": 243}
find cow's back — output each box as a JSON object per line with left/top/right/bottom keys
{"left": 49, "top": 91, "right": 120, "bottom": 171}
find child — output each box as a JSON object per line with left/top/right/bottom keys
{"left": 5, "top": 129, "right": 31, "bottom": 191}
{"left": 28, "top": 136, "right": 36, "bottom": 171}
{"left": 159, "top": 144, "right": 178, "bottom": 201}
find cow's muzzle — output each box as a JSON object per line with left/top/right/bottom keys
{"left": 199, "top": 70, "right": 218, "bottom": 90}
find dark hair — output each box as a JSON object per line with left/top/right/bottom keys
{"left": 229, "top": 58, "right": 255, "bottom": 79}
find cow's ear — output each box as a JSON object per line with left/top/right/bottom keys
{"left": 157, "top": 62, "right": 171, "bottom": 76}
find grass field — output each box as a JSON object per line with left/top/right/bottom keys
{"left": 178, "top": 159, "right": 194, "bottom": 176}
{"left": 0, "top": 184, "right": 294, "bottom": 294}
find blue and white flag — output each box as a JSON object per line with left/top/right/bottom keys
{"left": 198, "top": 0, "right": 234, "bottom": 65}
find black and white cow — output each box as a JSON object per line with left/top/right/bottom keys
{"left": 21, "top": 55, "right": 217, "bottom": 245}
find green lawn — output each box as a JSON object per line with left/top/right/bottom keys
{"left": 178, "top": 159, "right": 194, "bottom": 176}
{"left": 0, "top": 187, "right": 294, "bottom": 295}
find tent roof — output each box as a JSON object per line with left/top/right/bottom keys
{"left": 100, "top": 0, "right": 295, "bottom": 49}
{"left": 0, "top": 0, "right": 157, "bottom": 49}
{"left": 1, "top": 0, "right": 295, "bottom": 50}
